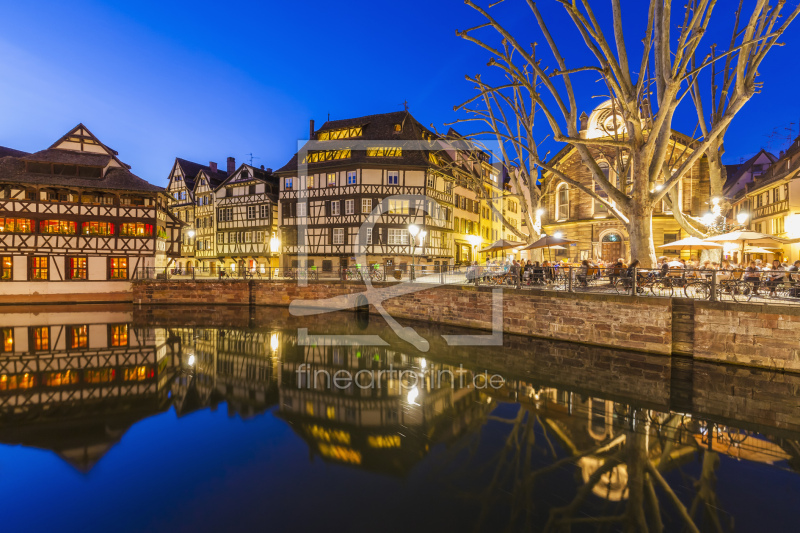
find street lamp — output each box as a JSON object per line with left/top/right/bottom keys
{"left": 736, "top": 212, "right": 749, "bottom": 226}
{"left": 187, "top": 229, "right": 195, "bottom": 238}
{"left": 553, "top": 231, "right": 563, "bottom": 239}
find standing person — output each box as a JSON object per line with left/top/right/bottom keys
{"left": 577, "top": 259, "right": 589, "bottom": 287}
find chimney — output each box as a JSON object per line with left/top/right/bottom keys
{"left": 780, "top": 150, "right": 785, "bottom": 158}
{"left": 266, "top": 167, "right": 273, "bottom": 174}
{"left": 227, "top": 156, "right": 235, "bottom": 174}
{"left": 209, "top": 161, "right": 217, "bottom": 173}
{"left": 309, "top": 119, "right": 315, "bottom": 140}
{"left": 260, "top": 165, "right": 264, "bottom": 170}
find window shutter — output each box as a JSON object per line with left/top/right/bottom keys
{"left": 328, "top": 228, "right": 333, "bottom": 245}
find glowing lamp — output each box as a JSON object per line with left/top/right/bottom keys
{"left": 701, "top": 213, "right": 716, "bottom": 227}
{"left": 408, "top": 224, "right": 420, "bottom": 237}
{"left": 466, "top": 234, "right": 481, "bottom": 247}
{"left": 407, "top": 386, "right": 419, "bottom": 405}
{"left": 269, "top": 235, "right": 281, "bottom": 253}
{"left": 554, "top": 231, "right": 563, "bottom": 239}
{"left": 736, "top": 212, "right": 749, "bottom": 225}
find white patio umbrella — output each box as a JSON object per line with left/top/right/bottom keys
{"left": 478, "top": 239, "right": 526, "bottom": 254}
{"left": 704, "top": 231, "right": 787, "bottom": 263}
{"left": 659, "top": 236, "right": 723, "bottom": 260}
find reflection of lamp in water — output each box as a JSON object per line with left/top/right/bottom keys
{"left": 419, "top": 358, "right": 427, "bottom": 370}
{"left": 270, "top": 333, "right": 279, "bottom": 351}
{"left": 188, "top": 354, "right": 196, "bottom": 366}
{"left": 407, "top": 386, "right": 419, "bottom": 405}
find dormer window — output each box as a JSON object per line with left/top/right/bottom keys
{"left": 393, "top": 124, "right": 402, "bottom": 132}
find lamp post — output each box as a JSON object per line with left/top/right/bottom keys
{"left": 466, "top": 234, "right": 482, "bottom": 263}
{"left": 408, "top": 224, "right": 426, "bottom": 281}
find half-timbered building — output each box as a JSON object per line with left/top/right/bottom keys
{"left": 0, "top": 124, "right": 181, "bottom": 302}
{"left": 165, "top": 157, "right": 229, "bottom": 272}
{"left": 215, "top": 164, "right": 280, "bottom": 274}
{"left": 540, "top": 101, "right": 711, "bottom": 263}
{"left": 275, "top": 111, "right": 456, "bottom": 274}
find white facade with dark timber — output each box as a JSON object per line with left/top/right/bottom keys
{"left": 275, "top": 111, "right": 456, "bottom": 274}
{"left": 165, "top": 157, "right": 228, "bottom": 272}
{"left": 215, "top": 164, "right": 280, "bottom": 273}
{"left": 0, "top": 124, "right": 182, "bottom": 302}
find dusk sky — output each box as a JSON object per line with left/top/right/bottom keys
{"left": 1, "top": 0, "right": 799, "bottom": 184}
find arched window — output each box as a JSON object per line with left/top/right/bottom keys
{"left": 556, "top": 183, "right": 569, "bottom": 221}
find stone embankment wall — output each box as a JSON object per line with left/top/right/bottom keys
{"left": 133, "top": 280, "right": 672, "bottom": 354}
{"left": 132, "top": 280, "right": 800, "bottom": 372}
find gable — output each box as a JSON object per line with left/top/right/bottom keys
{"left": 48, "top": 124, "right": 123, "bottom": 168}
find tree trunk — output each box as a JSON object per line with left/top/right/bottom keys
{"left": 628, "top": 210, "right": 657, "bottom": 268}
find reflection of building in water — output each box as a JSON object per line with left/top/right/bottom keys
{"left": 278, "top": 338, "right": 492, "bottom": 475}
{"left": 0, "top": 308, "right": 174, "bottom": 471}
{"left": 496, "top": 381, "right": 800, "bottom": 503}
{"left": 168, "top": 327, "right": 280, "bottom": 418}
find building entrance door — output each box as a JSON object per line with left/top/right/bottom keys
{"left": 601, "top": 233, "right": 623, "bottom": 263}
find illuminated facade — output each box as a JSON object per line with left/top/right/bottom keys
{"left": 275, "top": 111, "right": 457, "bottom": 274}
{"left": 0, "top": 124, "right": 181, "bottom": 301}
{"left": 540, "top": 101, "right": 711, "bottom": 263}
{"left": 165, "top": 157, "right": 229, "bottom": 273}
{"left": 214, "top": 164, "right": 280, "bottom": 274}
{"left": 729, "top": 136, "right": 800, "bottom": 261}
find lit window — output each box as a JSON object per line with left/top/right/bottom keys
{"left": 362, "top": 198, "right": 372, "bottom": 214}
{"left": 366, "top": 147, "right": 402, "bottom": 157}
{"left": 109, "top": 258, "right": 127, "bottom": 280}
{"left": 317, "top": 126, "right": 363, "bottom": 140}
{"left": 387, "top": 171, "right": 399, "bottom": 185}
{"left": 327, "top": 406, "right": 336, "bottom": 419}
{"left": 327, "top": 173, "right": 337, "bottom": 187}
{"left": 32, "top": 326, "right": 49, "bottom": 351}
{"left": 333, "top": 228, "right": 345, "bottom": 244}
{"left": 119, "top": 223, "right": 153, "bottom": 237}
{"left": 68, "top": 325, "right": 88, "bottom": 349}
{"left": 1, "top": 218, "right": 34, "bottom": 233}
{"left": 30, "top": 257, "right": 48, "bottom": 280}
{"left": 110, "top": 324, "right": 128, "bottom": 347}
{"left": 303, "top": 150, "right": 351, "bottom": 163}
{"left": 1, "top": 256, "right": 11, "bottom": 280}
{"left": 306, "top": 401, "right": 314, "bottom": 416}
{"left": 306, "top": 175, "right": 315, "bottom": 188}
{"left": 45, "top": 371, "right": 78, "bottom": 387}
{"left": 124, "top": 365, "right": 151, "bottom": 381}
{"left": 1, "top": 328, "right": 13, "bottom": 352}
{"left": 85, "top": 368, "right": 115, "bottom": 383}
{"left": 388, "top": 200, "right": 409, "bottom": 214}
{"left": 393, "top": 123, "right": 402, "bottom": 132}
{"left": 81, "top": 221, "right": 115, "bottom": 235}
{"left": 67, "top": 257, "right": 87, "bottom": 280}
{"left": 39, "top": 220, "right": 77, "bottom": 234}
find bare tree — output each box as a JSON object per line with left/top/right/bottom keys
{"left": 456, "top": 0, "right": 799, "bottom": 265}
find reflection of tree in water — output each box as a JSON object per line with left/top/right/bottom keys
{"left": 430, "top": 386, "right": 800, "bottom": 533}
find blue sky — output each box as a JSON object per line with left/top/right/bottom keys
{"left": 0, "top": 0, "right": 798, "bottom": 185}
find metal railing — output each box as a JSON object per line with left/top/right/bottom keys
{"left": 133, "top": 264, "right": 800, "bottom": 305}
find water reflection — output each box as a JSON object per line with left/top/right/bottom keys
{"left": 0, "top": 304, "right": 799, "bottom": 531}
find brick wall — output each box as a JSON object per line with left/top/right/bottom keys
{"left": 693, "top": 301, "right": 800, "bottom": 373}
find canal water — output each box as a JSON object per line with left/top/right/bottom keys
{"left": 0, "top": 304, "right": 798, "bottom": 532}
